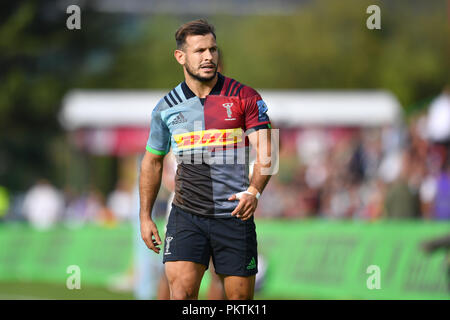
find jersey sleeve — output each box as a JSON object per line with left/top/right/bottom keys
{"left": 146, "top": 101, "right": 171, "bottom": 155}
{"left": 243, "top": 90, "right": 272, "bottom": 134}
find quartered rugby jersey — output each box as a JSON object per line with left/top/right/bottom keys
{"left": 146, "top": 73, "right": 271, "bottom": 218}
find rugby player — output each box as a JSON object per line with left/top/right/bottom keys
{"left": 139, "top": 19, "right": 274, "bottom": 300}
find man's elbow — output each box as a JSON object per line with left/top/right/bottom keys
{"left": 141, "top": 152, "right": 164, "bottom": 173}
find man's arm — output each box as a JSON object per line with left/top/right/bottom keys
{"left": 139, "top": 150, "right": 165, "bottom": 253}
{"left": 229, "top": 128, "right": 274, "bottom": 220}
{"left": 247, "top": 128, "right": 273, "bottom": 196}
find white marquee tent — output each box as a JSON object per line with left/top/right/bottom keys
{"left": 59, "top": 89, "right": 403, "bottom": 130}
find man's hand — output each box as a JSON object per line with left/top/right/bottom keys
{"left": 228, "top": 191, "right": 258, "bottom": 221}
{"left": 140, "top": 217, "right": 162, "bottom": 254}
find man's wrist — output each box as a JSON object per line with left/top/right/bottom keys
{"left": 139, "top": 209, "right": 153, "bottom": 221}
{"left": 246, "top": 186, "right": 261, "bottom": 199}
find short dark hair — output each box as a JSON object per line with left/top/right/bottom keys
{"left": 175, "top": 19, "right": 216, "bottom": 49}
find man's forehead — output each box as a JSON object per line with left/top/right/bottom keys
{"left": 184, "top": 34, "right": 217, "bottom": 49}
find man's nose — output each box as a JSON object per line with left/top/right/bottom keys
{"left": 203, "top": 49, "right": 214, "bottom": 61}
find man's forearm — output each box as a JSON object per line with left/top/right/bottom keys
{"left": 248, "top": 162, "right": 272, "bottom": 195}
{"left": 248, "top": 128, "right": 274, "bottom": 196}
{"left": 139, "top": 157, "right": 163, "bottom": 221}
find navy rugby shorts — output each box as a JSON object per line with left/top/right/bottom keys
{"left": 162, "top": 204, "right": 258, "bottom": 277}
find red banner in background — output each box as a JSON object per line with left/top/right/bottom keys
{"left": 71, "top": 127, "right": 149, "bottom": 156}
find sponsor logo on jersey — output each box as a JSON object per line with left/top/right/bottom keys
{"left": 173, "top": 128, "right": 243, "bottom": 149}
{"left": 170, "top": 112, "right": 187, "bottom": 126}
{"left": 256, "top": 100, "right": 269, "bottom": 122}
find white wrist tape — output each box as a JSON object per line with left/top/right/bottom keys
{"left": 236, "top": 190, "right": 260, "bottom": 200}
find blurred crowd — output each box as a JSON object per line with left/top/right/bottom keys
{"left": 0, "top": 179, "right": 137, "bottom": 230}
{"left": 256, "top": 90, "right": 450, "bottom": 220}
{"left": 0, "top": 91, "right": 449, "bottom": 228}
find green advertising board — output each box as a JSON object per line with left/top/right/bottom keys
{"left": 0, "top": 223, "right": 133, "bottom": 285}
{"left": 0, "top": 219, "right": 448, "bottom": 299}
{"left": 256, "top": 220, "right": 449, "bottom": 300}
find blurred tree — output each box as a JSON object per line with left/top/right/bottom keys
{"left": 0, "top": 0, "right": 448, "bottom": 193}
{"left": 0, "top": 1, "right": 126, "bottom": 192}
{"left": 93, "top": 0, "right": 448, "bottom": 107}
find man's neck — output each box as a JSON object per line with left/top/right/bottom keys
{"left": 183, "top": 71, "right": 218, "bottom": 98}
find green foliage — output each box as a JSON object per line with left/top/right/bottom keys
{"left": 0, "top": 0, "right": 448, "bottom": 192}
{"left": 90, "top": 0, "right": 448, "bottom": 108}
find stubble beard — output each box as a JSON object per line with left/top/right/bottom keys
{"left": 185, "top": 61, "right": 217, "bottom": 83}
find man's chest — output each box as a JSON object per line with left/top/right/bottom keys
{"left": 163, "top": 96, "right": 246, "bottom": 151}
{"left": 203, "top": 95, "right": 244, "bottom": 130}
{"left": 164, "top": 96, "right": 244, "bottom": 132}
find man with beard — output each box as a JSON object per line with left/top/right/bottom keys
{"left": 139, "top": 19, "right": 274, "bottom": 300}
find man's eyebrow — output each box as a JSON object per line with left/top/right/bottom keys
{"left": 194, "top": 45, "right": 218, "bottom": 51}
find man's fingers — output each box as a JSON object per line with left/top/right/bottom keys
{"left": 142, "top": 231, "right": 161, "bottom": 253}
{"left": 148, "top": 240, "right": 161, "bottom": 254}
{"left": 241, "top": 210, "right": 254, "bottom": 221}
{"left": 240, "top": 205, "right": 254, "bottom": 220}
{"left": 150, "top": 230, "right": 162, "bottom": 253}
{"left": 231, "top": 200, "right": 245, "bottom": 216}
{"left": 144, "top": 237, "right": 156, "bottom": 251}
{"left": 238, "top": 198, "right": 258, "bottom": 220}
{"left": 236, "top": 203, "right": 250, "bottom": 218}
{"left": 152, "top": 228, "right": 162, "bottom": 245}
{"left": 140, "top": 220, "right": 162, "bottom": 253}
{"left": 228, "top": 194, "right": 237, "bottom": 201}
{"left": 152, "top": 240, "right": 161, "bottom": 248}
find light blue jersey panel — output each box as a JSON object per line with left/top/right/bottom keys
{"left": 146, "top": 98, "right": 171, "bottom": 155}
{"left": 160, "top": 97, "right": 205, "bottom": 155}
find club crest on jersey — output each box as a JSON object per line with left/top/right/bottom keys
{"left": 222, "top": 103, "right": 236, "bottom": 121}
{"left": 257, "top": 100, "right": 269, "bottom": 122}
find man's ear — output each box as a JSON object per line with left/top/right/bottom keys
{"left": 174, "top": 49, "right": 185, "bottom": 65}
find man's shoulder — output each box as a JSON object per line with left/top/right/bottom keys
{"left": 221, "top": 75, "right": 260, "bottom": 100}
{"left": 155, "top": 83, "right": 187, "bottom": 111}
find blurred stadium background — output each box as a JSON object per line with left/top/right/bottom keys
{"left": 0, "top": 0, "right": 449, "bottom": 300}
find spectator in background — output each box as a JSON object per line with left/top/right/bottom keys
{"left": 432, "top": 157, "right": 450, "bottom": 220}
{"left": 22, "top": 179, "right": 65, "bottom": 230}
{"left": 426, "top": 86, "right": 450, "bottom": 144}
{"left": 63, "top": 187, "right": 87, "bottom": 228}
{"left": 0, "top": 185, "right": 10, "bottom": 221}
{"left": 383, "top": 151, "right": 421, "bottom": 219}
{"left": 107, "top": 180, "right": 133, "bottom": 222}
{"left": 94, "top": 189, "right": 116, "bottom": 226}
{"left": 419, "top": 86, "right": 450, "bottom": 221}
{"left": 359, "top": 179, "right": 385, "bottom": 221}
{"left": 65, "top": 187, "right": 116, "bottom": 227}
{"left": 63, "top": 186, "right": 113, "bottom": 227}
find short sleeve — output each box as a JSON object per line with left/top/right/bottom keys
{"left": 146, "top": 103, "right": 171, "bottom": 155}
{"left": 244, "top": 92, "right": 271, "bottom": 134}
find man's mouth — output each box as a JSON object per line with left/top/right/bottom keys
{"left": 200, "top": 64, "right": 216, "bottom": 71}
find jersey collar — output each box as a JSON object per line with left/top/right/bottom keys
{"left": 181, "top": 72, "right": 224, "bottom": 99}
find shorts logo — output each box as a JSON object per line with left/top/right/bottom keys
{"left": 173, "top": 128, "right": 243, "bottom": 149}
{"left": 256, "top": 100, "right": 269, "bottom": 122}
{"left": 223, "top": 103, "right": 236, "bottom": 121}
{"left": 247, "top": 256, "right": 256, "bottom": 270}
{"left": 165, "top": 236, "right": 173, "bottom": 255}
